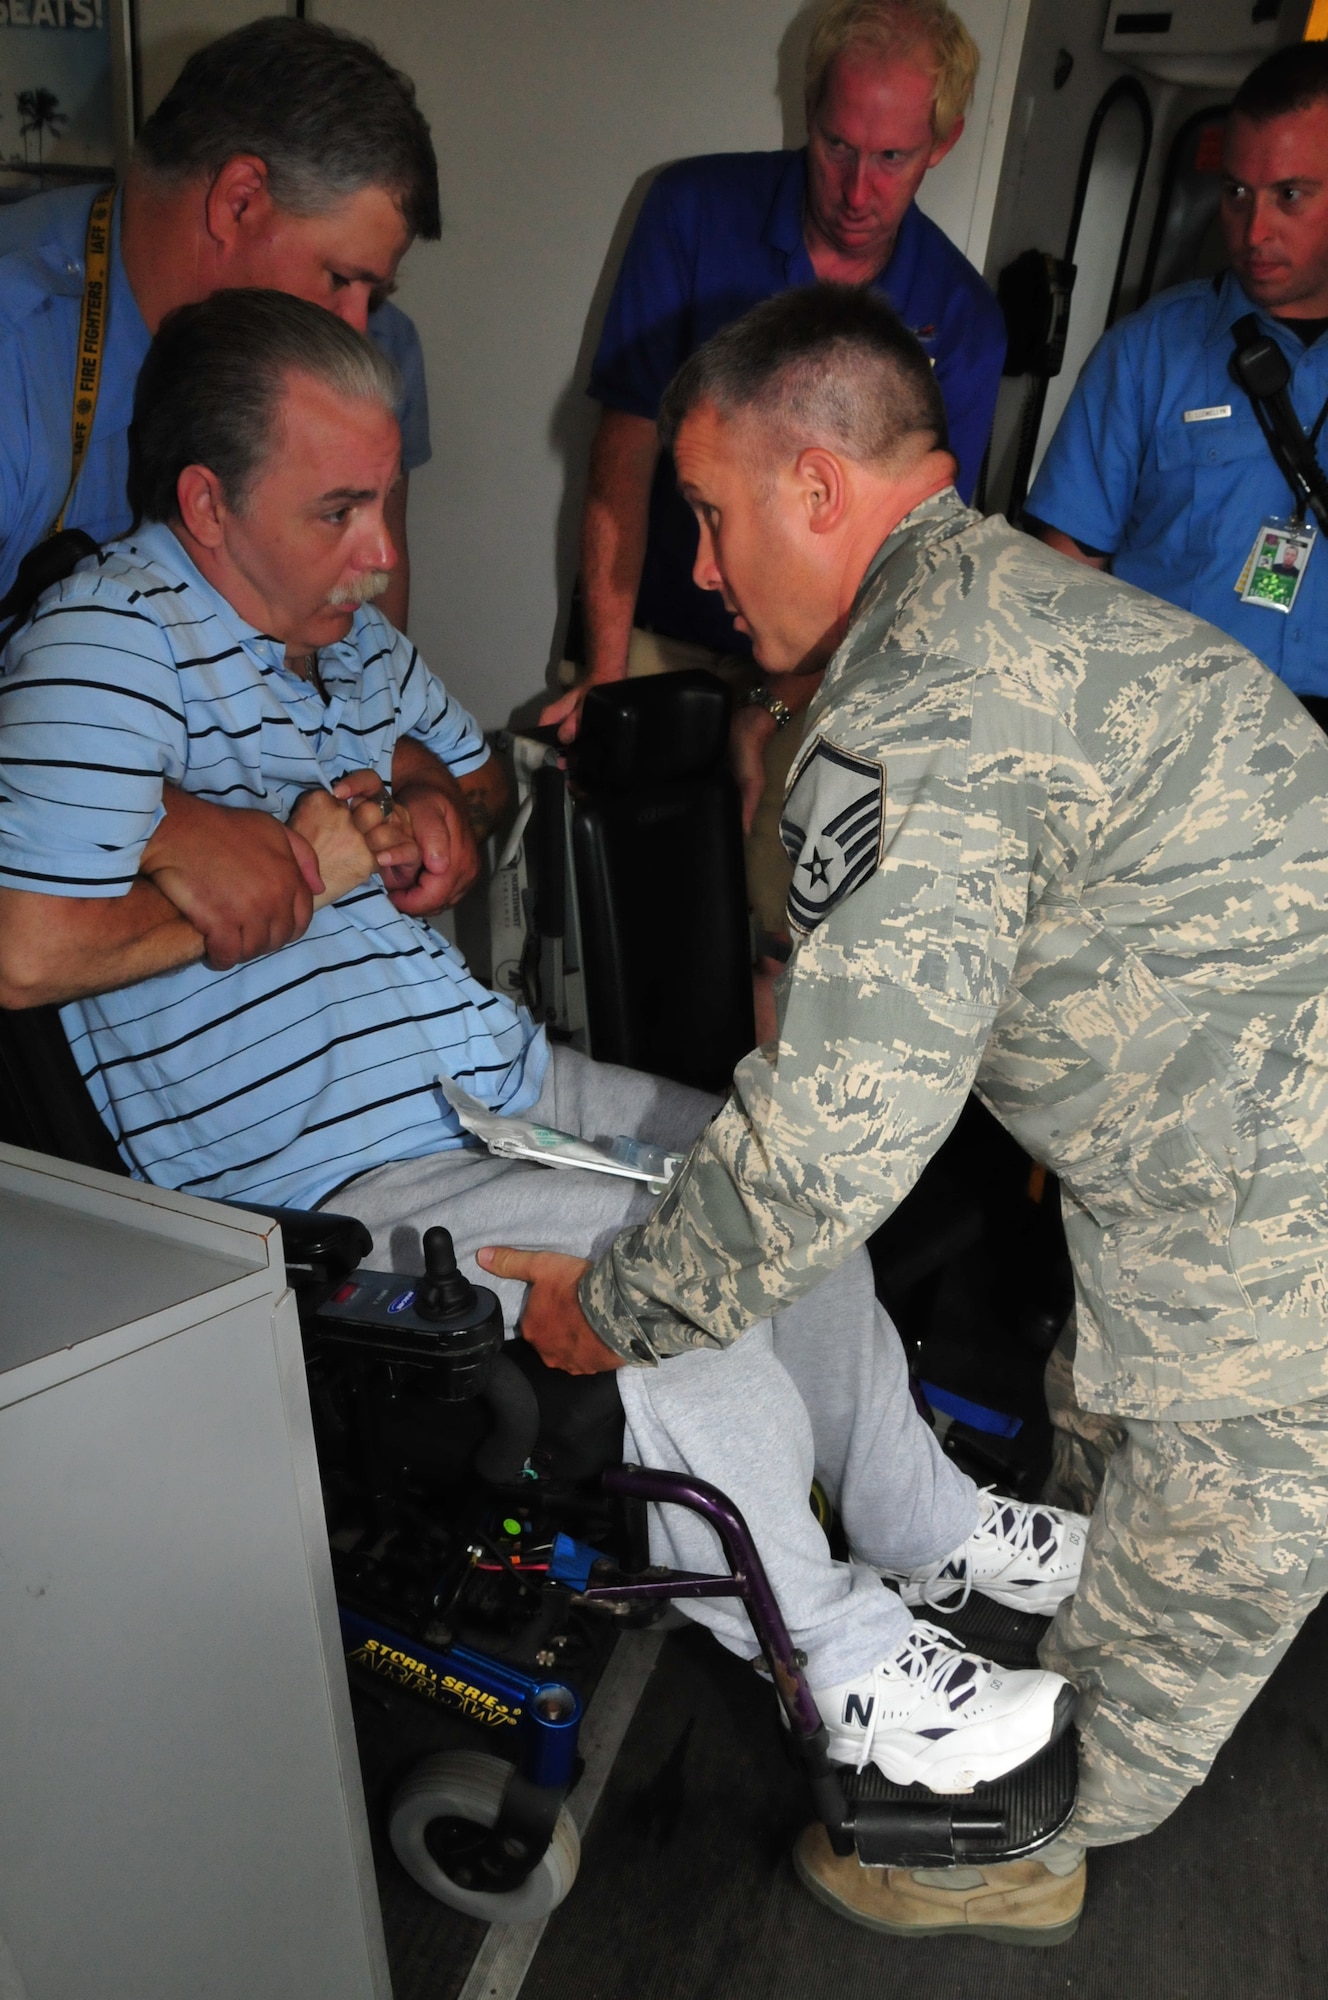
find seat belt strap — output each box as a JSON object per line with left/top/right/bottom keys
{"left": 1229, "top": 313, "right": 1328, "bottom": 533}
{"left": 53, "top": 185, "right": 114, "bottom": 536}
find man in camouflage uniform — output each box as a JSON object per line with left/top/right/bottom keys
{"left": 486, "top": 283, "right": 1328, "bottom": 1942}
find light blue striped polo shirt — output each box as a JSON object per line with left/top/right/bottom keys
{"left": 0, "top": 522, "right": 547, "bottom": 1206}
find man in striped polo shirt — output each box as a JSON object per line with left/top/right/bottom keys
{"left": 0, "top": 290, "right": 1084, "bottom": 1825}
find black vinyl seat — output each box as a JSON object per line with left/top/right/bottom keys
{"left": 0, "top": 1002, "right": 128, "bottom": 1177}
{"left": 566, "top": 670, "right": 755, "bottom": 1094}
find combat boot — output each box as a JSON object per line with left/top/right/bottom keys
{"left": 793, "top": 1825, "right": 1085, "bottom": 1946}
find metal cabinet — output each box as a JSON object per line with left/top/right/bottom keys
{"left": 0, "top": 1144, "right": 390, "bottom": 2000}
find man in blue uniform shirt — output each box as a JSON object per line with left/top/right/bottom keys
{"left": 542, "top": 0, "right": 1005, "bottom": 950}
{"left": 1027, "top": 43, "right": 1328, "bottom": 708}
{"left": 0, "top": 16, "right": 438, "bottom": 633}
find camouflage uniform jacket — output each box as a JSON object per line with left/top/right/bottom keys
{"left": 582, "top": 489, "right": 1328, "bottom": 1420}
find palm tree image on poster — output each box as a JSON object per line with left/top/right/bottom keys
{"left": 17, "top": 85, "right": 69, "bottom": 172}
{"left": 2, "top": 1, "right": 120, "bottom": 202}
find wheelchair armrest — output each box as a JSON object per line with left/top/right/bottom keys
{"left": 222, "top": 1202, "right": 373, "bottom": 1287}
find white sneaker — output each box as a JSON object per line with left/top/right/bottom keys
{"left": 816, "top": 1620, "right": 1072, "bottom": 1794}
{"left": 875, "top": 1489, "right": 1088, "bottom": 1615}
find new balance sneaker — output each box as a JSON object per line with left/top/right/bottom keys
{"left": 874, "top": 1489, "right": 1088, "bottom": 1615}
{"left": 814, "top": 1620, "right": 1074, "bottom": 1794}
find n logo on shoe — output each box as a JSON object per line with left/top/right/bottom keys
{"left": 843, "top": 1692, "right": 874, "bottom": 1728}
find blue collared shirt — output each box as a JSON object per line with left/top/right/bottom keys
{"left": 0, "top": 523, "right": 546, "bottom": 1207}
{"left": 1027, "top": 270, "right": 1328, "bottom": 698}
{"left": 588, "top": 149, "right": 1006, "bottom": 654}
{"left": 0, "top": 185, "right": 431, "bottom": 598}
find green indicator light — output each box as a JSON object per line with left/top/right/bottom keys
{"left": 502, "top": 1518, "right": 522, "bottom": 1537}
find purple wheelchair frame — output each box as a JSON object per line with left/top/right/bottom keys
{"left": 591, "top": 1464, "right": 1011, "bottom": 1867}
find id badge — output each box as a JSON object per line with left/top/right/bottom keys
{"left": 1235, "top": 517, "right": 1316, "bottom": 612}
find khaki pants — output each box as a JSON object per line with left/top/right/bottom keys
{"left": 568, "top": 629, "right": 802, "bottom": 943}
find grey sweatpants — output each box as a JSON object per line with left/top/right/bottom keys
{"left": 341, "top": 1046, "right": 977, "bottom": 1686}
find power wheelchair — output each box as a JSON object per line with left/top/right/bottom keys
{"left": 0, "top": 998, "right": 1077, "bottom": 1927}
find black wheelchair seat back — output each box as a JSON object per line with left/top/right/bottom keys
{"left": 0, "top": 1002, "right": 128, "bottom": 1176}
{"left": 562, "top": 670, "right": 756, "bottom": 1094}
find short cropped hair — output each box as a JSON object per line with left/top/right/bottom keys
{"left": 135, "top": 17, "right": 440, "bottom": 241}
{"left": 805, "top": 0, "right": 979, "bottom": 144}
{"left": 1232, "top": 40, "right": 1328, "bottom": 125}
{"left": 657, "top": 284, "right": 948, "bottom": 473}
{"left": 128, "top": 289, "right": 401, "bottom": 525}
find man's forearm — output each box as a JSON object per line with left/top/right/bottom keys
{"left": 776, "top": 665, "right": 826, "bottom": 715}
{"left": 393, "top": 737, "right": 508, "bottom": 843}
{"left": 1031, "top": 522, "right": 1109, "bottom": 572}
{"left": 0, "top": 881, "right": 203, "bottom": 1010}
{"left": 143, "top": 784, "right": 319, "bottom": 969}
{"left": 457, "top": 756, "right": 508, "bottom": 843}
{"left": 580, "top": 410, "right": 659, "bottom": 683}
{"left": 581, "top": 962, "right": 984, "bottom": 1361}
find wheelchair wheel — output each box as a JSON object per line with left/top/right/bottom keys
{"left": 388, "top": 1750, "right": 580, "bottom": 1921}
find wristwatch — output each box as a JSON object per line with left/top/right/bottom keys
{"left": 739, "top": 682, "right": 795, "bottom": 730}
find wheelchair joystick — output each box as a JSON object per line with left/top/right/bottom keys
{"left": 415, "top": 1227, "right": 475, "bottom": 1321}
{"left": 313, "top": 1231, "right": 540, "bottom": 1480}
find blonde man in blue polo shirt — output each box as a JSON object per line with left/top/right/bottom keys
{"left": 544, "top": 0, "right": 1005, "bottom": 956}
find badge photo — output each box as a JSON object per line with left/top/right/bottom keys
{"left": 779, "top": 738, "right": 885, "bottom": 934}
{"left": 1235, "top": 517, "right": 1316, "bottom": 613}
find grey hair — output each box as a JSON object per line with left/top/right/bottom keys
{"left": 658, "top": 284, "right": 948, "bottom": 473}
{"left": 128, "top": 289, "right": 401, "bottom": 524}
{"left": 134, "top": 17, "right": 440, "bottom": 240}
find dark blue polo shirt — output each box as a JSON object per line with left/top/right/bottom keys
{"left": 589, "top": 148, "right": 1006, "bottom": 655}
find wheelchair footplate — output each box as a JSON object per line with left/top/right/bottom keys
{"left": 835, "top": 1597, "right": 1076, "bottom": 1867}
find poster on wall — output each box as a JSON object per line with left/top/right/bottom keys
{"left": 0, "top": 0, "right": 134, "bottom": 207}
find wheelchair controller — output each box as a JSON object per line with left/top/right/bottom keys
{"left": 317, "top": 1226, "right": 540, "bottom": 1484}
{"left": 319, "top": 1226, "right": 502, "bottom": 1385}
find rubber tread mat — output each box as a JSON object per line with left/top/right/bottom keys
{"left": 922, "top": 1592, "right": 1050, "bottom": 1665}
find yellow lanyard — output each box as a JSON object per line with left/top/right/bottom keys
{"left": 54, "top": 185, "right": 114, "bottom": 535}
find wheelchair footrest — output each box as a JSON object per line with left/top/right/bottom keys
{"left": 844, "top": 1728, "right": 1077, "bottom": 1867}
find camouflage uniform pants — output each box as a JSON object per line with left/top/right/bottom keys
{"left": 1038, "top": 1343, "right": 1328, "bottom": 1846}
{"left": 1041, "top": 1323, "right": 1125, "bottom": 1516}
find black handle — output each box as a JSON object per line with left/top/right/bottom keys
{"left": 414, "top": 1225, "right": 477, "bottom": 1322}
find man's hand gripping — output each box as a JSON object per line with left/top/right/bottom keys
{"left": 140, "top": 786, "right": 326, "bottom": 971}
{"left": 476, "top": 1246, "right": 626, "bottom": 1375}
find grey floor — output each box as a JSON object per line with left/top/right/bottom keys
{"left": 467, "top": 1596, "right": 1328, "bottom": 2000}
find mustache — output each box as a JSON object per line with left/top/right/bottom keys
{"left": 327, "top": 569, "right": 392, "bottom": 608}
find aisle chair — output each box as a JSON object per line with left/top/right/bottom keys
{"left": 500, "top": 670, "right": 755, "bottom": 1095}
